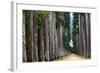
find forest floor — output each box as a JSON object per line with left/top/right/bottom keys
{"left": 62, "top": 54, "right": 84, "bottom": 61}
{"left": 56, "top": 53, "right": 84, "bottom": 61}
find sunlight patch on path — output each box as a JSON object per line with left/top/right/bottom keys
{"left": 62, "top": 54, "right": 84, "bottom": 61}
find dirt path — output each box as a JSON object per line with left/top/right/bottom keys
{"left": 62, "top": 54, "right": 84, "bottom": 61}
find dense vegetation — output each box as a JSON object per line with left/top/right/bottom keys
{"left": 23, "top": 10, "right": 91, "bottom": 62}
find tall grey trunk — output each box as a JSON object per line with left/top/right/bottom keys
{"left": 32, "top": 11, "right": 38, "bottom": 61}
{"left": 79, "top": 13, "right": 91, "bottom": 58}
{"left": 43, "top": 16, "right": 50, "bottom": 61}
{"left": 85, "top": 13, "right": 91, "bottom": 58}
{"left": 25, "top": 11, "right": 33, "bottom": 62}
{"left": 41, "top": 17, "right": 45, "bottom": 61}
{"left": 59, "top": 25, "right": 66, "bottom": 56}
{"left": 23, "top": 11, "right": 27, "bottom": 62}
{"left": 30, "top": 11, "right": 35, "bottom": 62}
{"left": 49, "top": 12, "right": 57, "bottom": 60}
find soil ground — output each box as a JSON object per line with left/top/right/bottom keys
{"left": 62, "top": 53, "right": 84, "bottom": 61}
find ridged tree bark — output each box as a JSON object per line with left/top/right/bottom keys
{"left": 39, "top": 17, "right": 45, "bottom": 61}
{"left": 85, "top": 13, "right": 91, "bottom": 58}
{"left": 79, "top": 13, "right": 91, "bottom": 58}
{"left": 55, "top": 12, "right": 61, "bottom": 58}
{"left": 51, "top": 12, "right": 58, "bottom": 59}
{"left": 79, "top": 13, "right": 85, "bottom": 56}
{"left": 23, "top": 11, "right": 27, "bottom": 62}
{"left": 30, "top": 11, "right": 34, "bottom": 62}
{"left": 43, "top": 16, "right": 50, "bottom": 61}
{"left": 49, "top": 12, "right": 57, "bottom": 60}
{"left": 49, "top": 12, "right": 53, "bottom": 60}
{"left": 32, "top": 11, "right": 38, "bottom": 61}
{"left": 25, "top": 11, "right": 33, "bottom": 62}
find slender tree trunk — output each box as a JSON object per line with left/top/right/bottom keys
{"left": 79, "top": 13, "right": 91, "bottom": 58}
{"left": 59, "top": 25, "right": 66, "bottom": 56}
{"left": 30, "top": 11, "right": 36, "bottom": 62}
{"left": 38, "top": 17, "right": 45, "bottom": 61}
{"left": 49, "top": 12, "right": 54, "bottom": 60}
{"left": 43, "top": 16, "right": 50, "bottom": 61}
{"left": 38, "top": 28, "right": 41, "bottom": 61}
{"left": 79, "top": 13, "right": 83, "bottom": 56}
{"left": 32, "top": 11, "right": 39, "bottom": 61}
{"left": 40, "top": 17, "right": 45, "bottom": 61}
{"left": 25, "top": 11, "right": 33, "bottom": 62}
{"left": 52, "top": 12, "right": 57, "bottom": 59}
{"left": 56, "top": 13, "right": 64, "bottom": 57}
{"left": 85, "top": 13, "right": 91, "bottom": 58}
{"left": 38, "top": 24, "right": 45, "bottom": 61}
{"left": 23, "top": 11, "right": 27, "bottom": 62}
{"left": 49, "top": 12, "right": 57, "bottom": 60}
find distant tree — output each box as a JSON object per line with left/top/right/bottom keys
{"left": 63, "top": 12, "right": 71, "bottom": 54}
{"left": 72, "top": 13, "right": 79, "bottom": 54}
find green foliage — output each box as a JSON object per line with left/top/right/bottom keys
{"left": 72, "top": 13, "right": 79, "bottom": 52}
{"left": 24, "top": 10, "right": 50, "bottom": 49}
{"left": 63, "top": 29, "right": 71, "bottom": 51}
{"left": 62, "top": 12, "right": 71, "bottom": 53}
{"left": 55, "top": 56, "right": 64, "bottom": 61}
{"left": 36, "top": 11, "right": 49, "bottom": 25}
{"left": 73, "top": 13, "right": 79, "bottom": 34}
{"left": 35, "top": 11, "right": 50, "bottom": 30}
{"left": 54, "top": 12, "right": 71, "bottom": 53}
{"left": 55, "top": 12, "right": 65, "bottom": 24}
{"left": 24, "top": 10, "right": 30, "bottom": 50}
{"left": 81, "top": 55, "right": 91, "bottom": 59}
{"left": 62, "top": 12, "right": 80, "bottom": 53}
{"left": 63, "top": 12, "right": 70, "bottom": 29}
